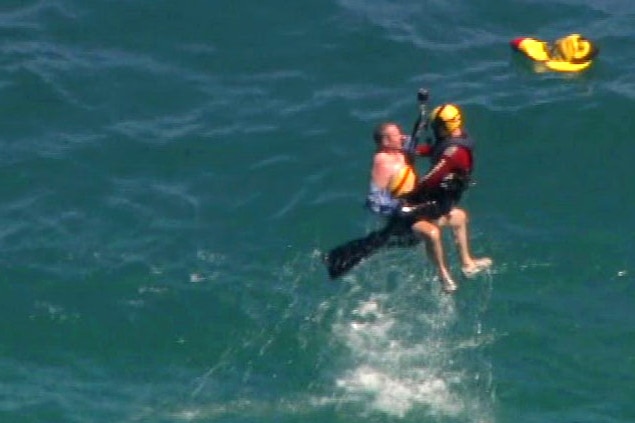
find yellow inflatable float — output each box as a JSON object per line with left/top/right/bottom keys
{"left": 511, "top": 33, "right": 598, "bottom": 73}
{"left": 388, "top": 165, "right": 416, "bottom": 197}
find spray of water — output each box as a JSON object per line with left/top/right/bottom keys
{"left": 331, "top": 255, "right": 496, "bottom": 422}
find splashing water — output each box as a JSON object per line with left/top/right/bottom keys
{"left": 331, "top": 267, "right": 496, "bottom": 421}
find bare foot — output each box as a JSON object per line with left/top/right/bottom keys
{"left": 461, "top": 257, "right": 492, "bottom": 278}
{"left": 442, "top": 277, "right": 458, "bottom": 293}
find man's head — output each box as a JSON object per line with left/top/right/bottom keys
{"left": 429, "top": 104, "right": 463, "bottom": 140}
{"left": 373, "top": 122, "right": 405, "bottom": 150}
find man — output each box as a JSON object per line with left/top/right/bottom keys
{"left": 366, "top": 104, "right": 491, "bottom": 293}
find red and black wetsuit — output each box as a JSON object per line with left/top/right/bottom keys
{"left": 405, "top": 134, "right": 475, "bottom": 219}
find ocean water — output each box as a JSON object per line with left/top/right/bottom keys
{"left": 0, "top": 1, "right": 634, "bottom": 422}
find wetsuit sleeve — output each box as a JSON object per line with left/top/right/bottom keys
{"left": 417, "top": 146, "right": 471, "bottom": 190}
{"left": 405, "top": 137, "right": 433, "bottom": 157}
{"left": 402, "top": 135, "right": 415, "bottom": 155}
{"left": 415, "top": 144, "right": 432, "bottom": 156}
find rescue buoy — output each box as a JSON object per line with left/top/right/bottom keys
{"left": 510, "top": 33, "right": 598, "bottom": 73}
{"left": 388, "top": 165, "right": 416, "bottom": 197}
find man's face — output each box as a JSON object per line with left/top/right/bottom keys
{"left": 380, "top": 124, "right": 405, "bottom": 149}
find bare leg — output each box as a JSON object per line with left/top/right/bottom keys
{"left": 411, "top": 219, "right": 457, "bottom": 293}
{"left": 443, "top": 208, "right": 473, "bottom": 267}
{"left": 443, "top": 207, "right": 492, "bottom": 277}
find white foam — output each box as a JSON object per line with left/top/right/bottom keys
{"left": 333, "top": 292, "right": 491, "bottom": 420}
{"left": 336, "top": 364, "right": 461, "bottom": 418}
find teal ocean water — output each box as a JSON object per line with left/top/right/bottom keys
{"left": 1, "top": 1, "right": 634, "bottom": 422}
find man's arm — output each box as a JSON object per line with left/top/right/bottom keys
{"left": 420, "top": 146, "right": 469, "bottom": 188}
{"left": 402, "top": 146, "right": 470, "bottom": 201}
{"left": 415, "top": 144, "right": 432, "bottom": 157}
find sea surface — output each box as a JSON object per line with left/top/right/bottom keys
{"left": 0, "top": 1, "right": 634, "bottom": 422}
